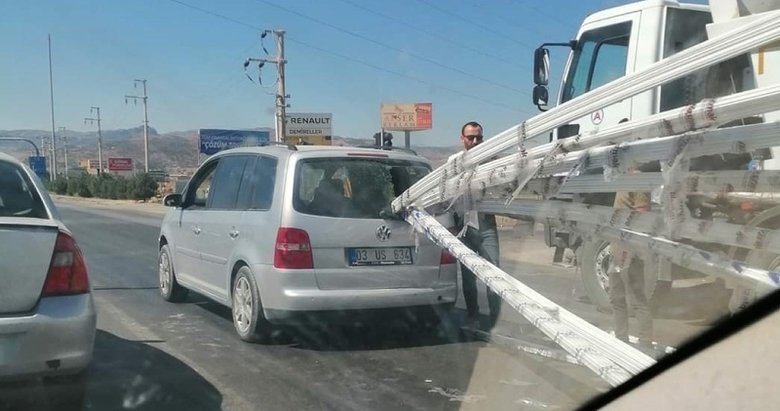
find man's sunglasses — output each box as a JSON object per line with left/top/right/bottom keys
{"left": 464, "top": 134, "right": 483, "bottom": 142}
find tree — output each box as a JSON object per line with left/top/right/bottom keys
{"left": 128, "top": 173, "right": 158, "bottom": 200}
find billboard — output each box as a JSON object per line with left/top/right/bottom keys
{"left": 380, "top": 103, "right": 432, "bottom": 131}
{"left": 285, "top": 113, "right": 332, "bottom": 145}
{"left": 198, "top": 129, "right": 271, "bottom": 155}
{"left": 108, "top": 157, "right": 133, "bottom": 172}
{"left": 78, "top": 159, "right": 107, "bottom": 171}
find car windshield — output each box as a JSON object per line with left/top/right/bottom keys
{"left": 294, "top": 157, "right": 430, "bottom": 218}
{"left": 4, "top": 1, "right": 780, "bottom": 410}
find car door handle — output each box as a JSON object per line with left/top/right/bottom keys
{"left": 229, "top": 229, "right": 240, "bottom": 239}
{"left": 192, "top": 225, "right": 201, "bottom": 235}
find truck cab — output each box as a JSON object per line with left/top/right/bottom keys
{"left": 535, "top": 0, "right": 755, "bottom": 143}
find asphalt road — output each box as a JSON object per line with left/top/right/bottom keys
{"left": 3, "top": 202, "right": 619, "bottom": 411}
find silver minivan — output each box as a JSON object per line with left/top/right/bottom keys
{"left": 158, "top": 145, "right": 457, "bottom": 341}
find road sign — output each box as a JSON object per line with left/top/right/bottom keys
{"left": 381, "top": 103, "right": 433, "bottom": 131}
{"left": 285, "top": 113, "right": 332, "bottom": 143}
{"left": 108, "top": 157, "right": 133, "bottom": 172}
{"left": 28, "top": 156, "right": 47, "bottom": 179}
{"left": 198, "top": 129, "right": 271, "bottom": 155}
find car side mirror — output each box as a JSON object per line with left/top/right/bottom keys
{"left": 164, "top": 193, "right": 182, "bottom": 207}
{"left": 533, "top": 85, "right": 549, "bottom": 110}
{"left": 533, "top": 47, "right": 550, "bottom": 86}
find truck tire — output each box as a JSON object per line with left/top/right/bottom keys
{"left": 579, "top": 239, "right": 658, "bottom": 313}
{"left": 730, "top": 211, "right": 780, "bottom": 313}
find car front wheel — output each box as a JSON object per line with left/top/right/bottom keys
{"left": 159, "top": 244, "right": 188, "bottom": 302}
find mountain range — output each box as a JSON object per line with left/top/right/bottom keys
{"left": 0, "top": 127, "right": 461, "bottom": 174}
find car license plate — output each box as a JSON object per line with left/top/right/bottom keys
{"left": 348, "top": 247, "right": 413, "bottom": 266}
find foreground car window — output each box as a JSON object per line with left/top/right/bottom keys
{"left": 294, "top": 158, "right": 429, "bottom": 218}
{"left": 0, "top": 161, "right": 47, "bottom": 219}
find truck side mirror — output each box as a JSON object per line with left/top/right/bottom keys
{"left": 533, "top": 85, "right": 549, "bottom": 110}
{"left": 533, "top": 47, "right": 550, "bottom": 86}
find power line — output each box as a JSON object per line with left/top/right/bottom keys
{"left": 413, "top": 0, "right": 536, "bottom": 51}
{"left": 165, "top": 0, "right": 530, "bottom": 114}
{"left": 248, "top": 0, "right": 528, "bottom": 95}
{"left": 510, "top": 0, "right": 582, "bottom": 28}
{"left": 333, "top": 0, "right": 519, "bottom": 67}
{"left": 285, "top": 37, "right": 524, "bottom": 113}
{"left": 463, "top": 0, "right": 568, "bottom": 42}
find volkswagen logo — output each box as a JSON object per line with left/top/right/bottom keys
{"left": 376, "top": 225, "right": 391, "bottom": 242}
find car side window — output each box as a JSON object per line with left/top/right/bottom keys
{"left": 209, "top": 156, "right": 249, "bottom": 210}
{"left": 235, "top": 156, "right": 258, "bottom": 210}
{"left": 249, "top": 156, "right": 277, "bottom": 210}
{"left": 186, "top": 160, "right": 219, "bottom": 209}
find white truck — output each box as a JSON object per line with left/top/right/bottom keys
{"left": 531, "top": 0, "right": 780, "bottom": 312}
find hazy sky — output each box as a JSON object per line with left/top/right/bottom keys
{"left": 2, "top": 0, "right": 635, "bottom": 146}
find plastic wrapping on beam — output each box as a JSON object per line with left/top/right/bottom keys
{"left": 413, "top": 121, "right": 780, "bottom": 209}
{"left": 476, "top": 199, "right": 780, "bottom": 292}
{"left": 556, "top": 170, "right": 780, "bottom": 194}
{"left": 405, "top": 208, "right": 655, "bottom": 386}
{"left": 394, "top": 11, "right": 780, "bottom": 211}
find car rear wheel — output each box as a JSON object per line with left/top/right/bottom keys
{"left": 159, "top": 244, "right": 188, "bottom": 302}
{"left": 232, "top": 266, "right": 272, "bottom": 342}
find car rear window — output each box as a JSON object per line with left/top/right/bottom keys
{"left": 293, "top": 157, "right": 430, "bottom": 218}
{"left": 0, "top": 161, "right": 48, "bottom": 219}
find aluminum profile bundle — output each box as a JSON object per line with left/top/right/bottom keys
{"left": 404, "top": 96, "right": 780, "bottom": 211}
{"left": 476, "top": 199, "right": 780, "bottom": 291}
{"left": 406, "top": 209, "right": 653, "bottom": 386}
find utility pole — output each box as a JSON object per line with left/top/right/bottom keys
{"left": 40, "top": 135, "right": 50, "bottom": 179}
{"left": 244, "top": 30, "right": 288, "bottom": 142}
{"left": 125, "top": 79, "right": 150, "bottom": 172}
{"left": 58, "top": 126, "right": 69, "bottom": 179}
{"left": 84, "top": 107, "right": 103, "bottom": 175}
{"left": 48, "top": 34, "right": 57, "bottom": 178}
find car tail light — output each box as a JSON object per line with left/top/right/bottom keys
{"left": 440, "top": 226, "right": 459, "bottom": 265}
{"left": 42, "top": 231, "right": 90, "bottom": 296}
{"left": 440, "top": 250, "right": 457, "bottom": 265}
{"left": 274, "top": 227, "right": 314, "bottom": 269}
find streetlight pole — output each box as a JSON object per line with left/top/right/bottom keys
{"left": 48, "top": 34, "right": 57, "bottom": 178}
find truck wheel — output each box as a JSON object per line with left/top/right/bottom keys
{"left": 579, "top": 240, "right": 658, "bottom": 313}
{"left": 729, "top": 211, "right": 780, "bottom": 313}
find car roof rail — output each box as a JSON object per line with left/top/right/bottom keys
{"left": 260, "top": 141, "right": 297, "bottom": 151}
{"left": 354, "top": 145, "right": 417, "bottom": 155}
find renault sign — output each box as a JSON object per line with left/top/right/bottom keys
{"left": 285, "top": 113, "right": 332, "bottom": 145}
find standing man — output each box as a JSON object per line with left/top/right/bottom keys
{"left": 456, "top": 121, "right": 501, "bottom": 329}
{"left": 608, "top": 186, "right": 654, "bottom": 350}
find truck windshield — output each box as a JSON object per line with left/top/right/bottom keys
{"left": 659, "top": 8, "right": 755, "bottom": 111}
{"left": 561, "top": 21, "right": 631, "bottom": 103}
